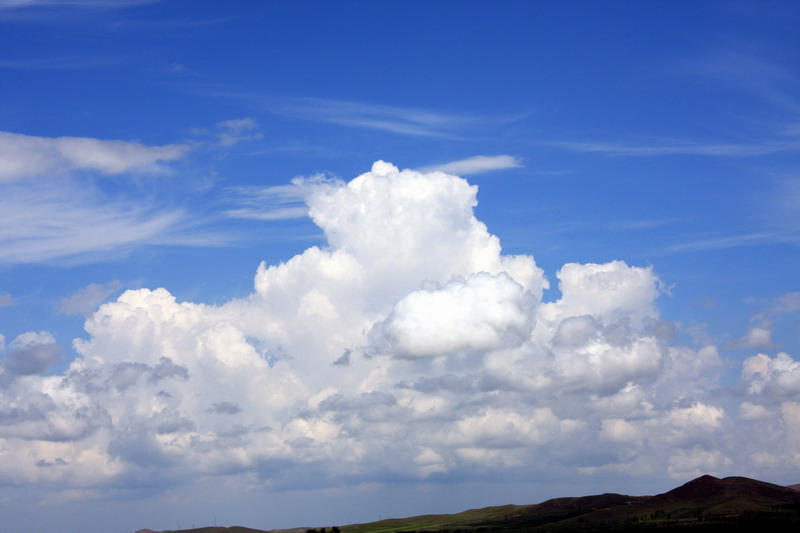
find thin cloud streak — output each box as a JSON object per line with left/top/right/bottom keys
{"left": 654, "top": 176, "right": 800, "bottom": 255}
{"left": 0, "top": 55, "right": 122, "bottom": 70}
{"left": 421, "top": 155, "right": 523, "bottom": 175}
{"left": 547, "top": 139, "right": 799, "bottom": 157}
{"left": 659, "top": 230, "right": 798, "bottom": 254}
{"left": 211, "top": 92, "right": 527, "bottom": 138}
{"left": 225, "top": 206, "right": 309, "bottom": 221}
{"left": 546, "top": 53, "right": 800, "bottom": 166}
{"left": 0, "top": 0, "right": 162, "bottom": 9}
{"left": 269, "top": 97, "right": 477, "bottom": 138}
{"left": 0, "top": 120, "right": 270, "bottom": 264}
{"left": 610, "top": 218, "right": 687, "bottom": 231}
{"left": 675, "top": 50, "right": 800, "bottom": 117}
{"left": 223, "top": 181, "right": 315, "bottom": 221}
{"left": 0, "top": 183, "right": 227, "bottom": 264}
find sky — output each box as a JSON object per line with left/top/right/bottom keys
{"left": 0, "top": 1, "right": 799, "bottom": 532}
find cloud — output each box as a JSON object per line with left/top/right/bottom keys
{"left": 0, "top": 182, "right": 222, "bottom": 264}
{"left": 659, "top": 177, "right": 800, "bottom": 255}
{"left": 218, "top": 94, "right": 525, "bottom": 138}
{"left": 269, "top": 97, "right": 475, "bottom": 137}
{"left": 214, "top": 117, "right": 262, "bottom": 146}
{"left": 192, "top": 118, "right": 263, "bottom": 148}
{"left": 0, "top": 130, "right": 189, "bottom": 181}
{"left": 0, "top": 55, "right": 119, "bottom": 69}
{"left": 0, "top": 293, "right": 15, "bottom": 307}
{"left": 0, "top": 161, "right": 796, "bottom": 502}
{"left": 207, "top": 401, "right": 242, "bottom": 415}
{"left": 223, "top": 178, "right": 316, "bottom": 221}
{"left": 743, "top": 352, "right": 800, "bottom": 396}
{"left": 0, "top": 0, "right": 162, "bottom": 10}
{"left": 773, "top": 293, "right": 800, "bottom": 320}
{"left": 725, "top": 326, "right": 777, "bottom": 350}
{"left": 546, "top": 139, "right": 798, "bottom": 157}
{"left": 58, "top": 280, "right": 122, "bottom": 317}
{"left": 369, "top": 272, "right": 535, "bottom": 358}
{"left": 739, "top": 401, "right": 771, "bottom": 421}
{"left": 659, "top": 229, "right": 798, "bottom": 254}
{"left": 420, "top": 155, "right": 523, "bottom": 175}
{"left": 0, "top": 122, "right": 271, "bottom": 264}
{"left": 540, "top": 261, "right": 660, "bottom": 327}
{"left": 1, "top": 331, "right": 61, "bottom": 376}
{"left": 675, "top": 51, "right": 800, "bottom": 120}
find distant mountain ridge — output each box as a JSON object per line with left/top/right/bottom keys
{"left": 139, "top": 474, "right": 800, "bottom": 533}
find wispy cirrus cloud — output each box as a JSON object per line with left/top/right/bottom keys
{"left": 659, "top": 176, "right": 800, "bottom": 254}
{"left": 0, "top": 182, "right": 226, "bottom": 264}
{"left": 556, "top": 52, "right": 800, "bottom": 160}
{"left": 214, "top": 93, "right": 526, "bottom": 138}
{"left": 0, "top": 120, "right": 265, "bottom": 264}
{"left": 659, "top": 230, "right": 797, "bottom": 254}
{"left": 0, "top": 130, "right": 189, "bottom": 181}
{"left": 276, "top": 97, "right": 468, "bottom": 137}
{"left": 189, "top": 117, "right": 263, "bottom": 148}
{"left": 0, "top": 0, "right": 170, "bottom": 25}
{"left": 0, "top": 0, "right": 161, "bottom": 9}
{"left": 609, "top": 218, "right": 687, "bottom": 231}
{"left": 676, "top": 49, "right": 800, "bottom": 118}
{"left": 223, "top": 178, "right": 321, "bottom": 221}
{"left": 420, "top": 155, "right": 523, "bottom": 175}
{"left": 0, "top": 55, "right": 122, "bottom": 70}
{"left": 546, "top": 139, "right": 799, "bottom": 157}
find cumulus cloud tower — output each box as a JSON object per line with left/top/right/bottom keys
{"left": 2, "top": 160, "right": 760, "bottom": 496}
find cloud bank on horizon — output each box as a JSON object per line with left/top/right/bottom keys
{"left": 1, "top": 160, "right": 797, "bottom": 501}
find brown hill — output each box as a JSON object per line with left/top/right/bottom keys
{"left": 341, "top": 474, "right": 800, "bottom": 532}
{"left": 157, "top": 528, "right": 272, "bottom": 533}
{"left": 659, "top": 474, "right": 798, "bottom": 502}
{"left": 645, "top": 474, "right": 800, "bottom": 516}
{"left": 141, "top": 475, "right": 800, "bottom": 533}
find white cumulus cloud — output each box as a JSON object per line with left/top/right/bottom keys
{"left": 369, "top": 272, "right": 534, "bottom": 358}
{"left": 743, "top": 352, "right": 800, "bottom": 396}
{"left": 0, "top": 160, "right": 795, "bottom": 503}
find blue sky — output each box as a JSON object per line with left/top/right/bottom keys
{"left": 0, "top": 1, "right": 799, "bottom": 532}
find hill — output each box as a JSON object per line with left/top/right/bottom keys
{"left": 140, "top": 528, "right": 276, "bottom": 533}
{"left": 140, "top": 475, "right": 800, "bottom": 533}
{"left": 648, "top": 474, "right": 800, "bottom": 515}
{"left": 339, "top": 475, "right": 800, "bottom": 532}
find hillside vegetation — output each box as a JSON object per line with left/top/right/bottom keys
{"left": 141, "top": 475, "right": 800, "bottom": 533}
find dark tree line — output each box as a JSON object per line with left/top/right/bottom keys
{"left": 306, "top": 526, "right": 340, "bottom": 533}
